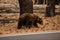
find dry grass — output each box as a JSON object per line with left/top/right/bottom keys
{"left": 0, "top": 13, "right": 60, "bottom": 36}
{"left": 0, "top": 0, "right": 18, "bottom": 5}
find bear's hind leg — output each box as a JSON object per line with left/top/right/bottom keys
{"left": 18, "top": 24, "right": 22, "bottom": 29}
{"left": 18, "top": 21, "right": 23, "bottom": 29}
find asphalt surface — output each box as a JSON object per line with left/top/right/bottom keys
{"left": 0, "top": 32, "right": 60, "bottom": 40}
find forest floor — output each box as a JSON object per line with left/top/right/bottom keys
{"left": 0, "top": 13, "right": 60, "bottom": 36}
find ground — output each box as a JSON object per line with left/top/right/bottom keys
{"left": 0, "top": 0, "right": 60, "bottom": 36}
{"left": 0, "top": 13, "right": 60, "bottom": 36}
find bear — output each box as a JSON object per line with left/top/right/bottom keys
{"left": 18, "top": 13, "right": 43, "bottom": 29}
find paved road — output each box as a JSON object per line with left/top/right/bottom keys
{"left": 0, "top": 32, "right": 60, "bottom": 40}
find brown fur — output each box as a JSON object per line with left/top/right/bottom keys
{"left": 18, "top": 13, "right": 43, "bottom": 29}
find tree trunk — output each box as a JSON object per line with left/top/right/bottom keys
{"left": 45, "top": 0, "right": 55, "bottom": 17}
{"left": 18, "top": 0, "right": 33, "bottom": 15}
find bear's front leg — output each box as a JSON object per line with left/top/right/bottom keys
{"left": 33, "top": 22, "right": 39, "bottom": 28}
{"left": 26, "top": 22, "right": 31, "bottom": 29}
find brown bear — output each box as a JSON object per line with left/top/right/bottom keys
{"left": 18, "top": 13, "right": 43, "bottom": 29}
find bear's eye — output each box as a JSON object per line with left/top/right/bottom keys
{"left": 37, "top": 18, "right": 40, "bottom": 21}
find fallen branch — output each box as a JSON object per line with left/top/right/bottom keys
{"left": 0, "top": 4, "right": 60, "bottom": 13}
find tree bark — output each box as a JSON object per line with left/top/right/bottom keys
{"left": 45, "top": 0, "right": 55, "bottom": 17}
{"left": 18, "top": 0, "right": 33, "bottom": 15}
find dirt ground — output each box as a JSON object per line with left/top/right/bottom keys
{"left": 0, "top": 13, "right": 60, "bottom": 36}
